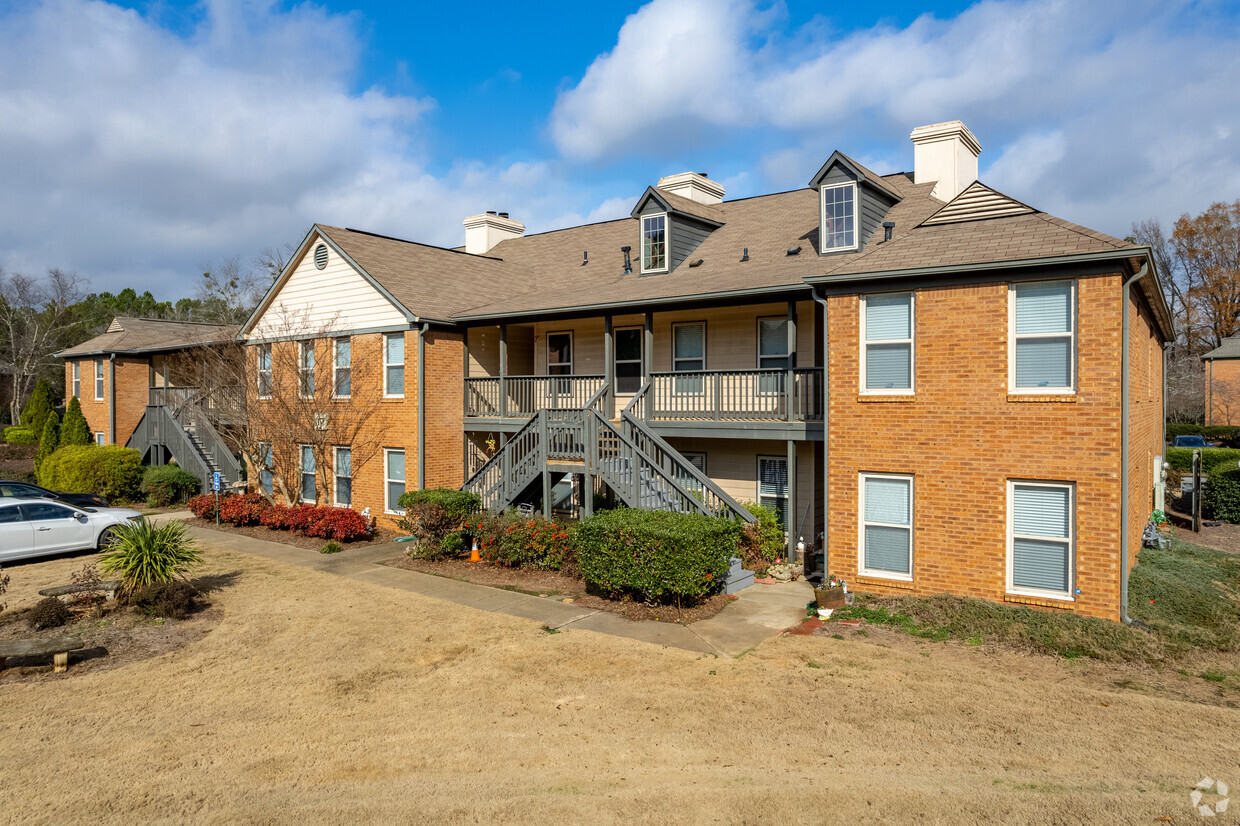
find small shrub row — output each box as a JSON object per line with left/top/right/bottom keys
{"left": 1166, "top": 423, "right": 1239, "bottom": 441}
{"left": 397, "top": 488, "right": 481, "bottom": 559}
{"left": 218, "top": 492, "right": 269, "bottom": 526}
{"left": 465, "top": 511, "right": 576, "bottom": 571}
{"left": 1165, "top": 447, "right": 1240, "bottom": 473}
{"left": 195, "top": 493, "right": 371, "bottom": 542}
{"left": 187, "top": 493, "right": 222, "bottom": 520}
{"left": 141, "top": 465, "right": 201, "bottom": 507}
{"left": 38, "top": 445, "right": 143, "bottom": 502}
{"left": 4, "top": 426, "right": 36, "bottom": 445}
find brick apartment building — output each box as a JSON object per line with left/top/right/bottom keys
{"left": 87, "top": 121, "right": 1172, "bottom": 621}
{"left": 1202, "top": 337, "right": 1240, "bottom": 425}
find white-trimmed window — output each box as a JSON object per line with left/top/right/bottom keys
{"left": 820, "top": 182, "right": 857, "bottom": 252}
{"left": 1010, "top": 280, "right": 1075, "bottom": 393}
{"left": 257, "top": 344, "right": 272, "bottom": 398}
{"left": 1008, "top": 481, "right": 1074, "bottom": 599}
{"left": 641, "top": 213, "right": 668, "bottom": 273}
{"left": 94, "top": 432, "right": 105, "bottom": 446}
{"left": 547, "top": 331, "right": 573, "bottom": 376}
{"left": 861, "top": 292, "right": 914, "bottom": 393}
{"left": 758, "top": 318, "right": 789, "bottom": 394}
{"left": 94, "top": 360, "right": 104, "bottom": 400}
{"left": 333, "top": 337, "right": 351, "bottom": 398}
{"left": 334, "top": 446, "right": 352, "bottom": 507}
{"left": 72, "top": 361, "right": 80, "bottom": 399}
{"left": 758, "top": 456, "right": 788, "bottom": 526}
{"left": 672, "top": 322, "right": 705, "bottom": 394}
{"left": 675, "top": 451, "right": 707, "bottom": 495}
{"left": 298, "top": 341, "right": 315, "bottom": 398}
{"left": 859, "top": 473, "right": 913, "bottom": 580}
{"left": 614, "top": 328, "right": 642, "bottom": 394}
{"left": 300, "top": 445, "right": 316, "bottom": 503}
{"left": 257, "top": 442, "right": 273, "bottom": 496}
{"left": 384, "top": 333, "right": 405, "bottom": 397}
{"left": 385, "top": 449, "right": 406, "bottom": 514}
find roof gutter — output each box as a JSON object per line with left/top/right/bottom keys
{"left": 1120, "top": 262, "right": 1149, "bottom": 626}
{"left": 108, "top": 354, "right": 116, "bottom": 446}
{"left": 804, "top": 248, "right": 1146, "bottom": 285}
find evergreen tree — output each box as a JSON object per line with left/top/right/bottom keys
{"left": 35, "top": 411, "right": 60, "bottom": 473}
{"left": 20, "top": 378, "right": 54, "bottom": 436}
{"left": 60, "top": 397, "right": 91, "bottom": 447}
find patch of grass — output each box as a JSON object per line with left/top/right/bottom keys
{"left": 1200, "top": 669, "right": 1228, "bottom": 683}
{"left": 541, "top": 625, "right": 561, "bottom": 635}
{"left": 806, "top": 662, "right": 821, "bottom": 669}
{"left": 1129, "top": 539, "right": 1240, "bottom": 654}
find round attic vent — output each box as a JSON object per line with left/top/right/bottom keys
{"left": 313, "top": 243, "right": 328, "bottom": 270}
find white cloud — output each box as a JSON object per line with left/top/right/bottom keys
{"left": 550, "top": 0, "right": 1240, "bottom": 234}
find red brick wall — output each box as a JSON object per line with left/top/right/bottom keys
{"left": 64, "top": 356, "right": 149, "bottom": 446}
{"left": 1205, "top": 358, "right": 1240, "bottom": 426}
{"left": 824, "top": 273, "right": 1136, "bottom": 620}
{"left": 1128, "top": 292, "right": 1165, "bottom": 578}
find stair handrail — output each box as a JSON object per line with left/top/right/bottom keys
{"left": 127, "top": 406, "right": 215, "bottom": 492}
{"left": 622, "top": 382, "right": 648, "bottom": 418}
{"left": 171, "top": 403, "right": 242, "bottom": 482}
{"left": 589, "top": 410, "right": 715, "bottom": 518}
{"left": 462, "top": 410, "right": 543, "bottom": 491}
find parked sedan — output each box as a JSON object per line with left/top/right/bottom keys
{"left": 0, "top": 480, "right": 109, "bottom": 509}
{"left": 1172, "top": 435, "right": 1208, "bottom": 448}
{"left": 0, "top": 497, "right": 142, "bottom": 563}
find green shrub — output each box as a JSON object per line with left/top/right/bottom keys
{"left": 34, "top": 411, "right": 60, "bottom": 473}
{"left": 37, "top": 445, "right": 143, "bottom": 502}
{"left": 469, "top": 510, "right": 576, "bottom": 570}
{"left": 576, "top": 510, "right": 739, "bottom": 603}
{"left": 20, "top": 378, "right": 53, "bottom": 437}
{"left": 1166, "top": 423, "right": 1239, "bottom": 441}
{"left": 4, "top": 426, "right": 35, "bottom": 445}
{"left": 100, "top": 519, "right": 203, "bottom": 595}
{"left": 398, "top": 488, "right": 481, "bottom": 560}
{"left": 738, "top": 502, "right": 784, "bottom": 576}
{"left": 60, "top": 397, "right": 91, "bottom": 447}
{"left": 28, "top": 596, "right": 72, "bottom": 630}
{"left": 1165, "top": 447, "right": 1240, "bottom": 473}
{"left": 397, "top": 488, "right": 481, "bottom": 523}
{"left": 131, "top": 580, "right": 199, "bottom": 619}
{"left": 1203, "top": 462, "right": 1240, "bottom": 523}
{"left": 320, "top": 541, "right": 343, "bottom": 555}
{"left": 141, "top": 465, "right": 201, "bottom": 507}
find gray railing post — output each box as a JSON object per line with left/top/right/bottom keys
{"left": 499, "top": 324, "right": 508, "bottom": 418}
{"left": 714, "top": 373, "right": 721, "bottom": 421}
{"left": 786, "top": 300, "right": 797, "bottom": 422}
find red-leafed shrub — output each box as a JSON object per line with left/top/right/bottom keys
{"left": 259, "top": 504, "right": 293, "bottom": 530}
{"left": 217, "top": 492, "right": 269, "bottom": 526}
{"left": 302, "top": 507, "right": 371, "bottom": 542}
{"left": 284, "top": 504, "right": 320, "bottom": 532}
{"left": 188, "top": 493, "right": 229, "bottom": 520}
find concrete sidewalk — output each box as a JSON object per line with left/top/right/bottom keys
{"left": 165, "top": 514, "right": 814, "bottom": 657}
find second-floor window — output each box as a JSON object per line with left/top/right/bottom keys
{"left": 334, "top": 337, "right": 351, "bottom": 398}
{"left": 72, "top": 362, "right": 80, "bottom": 399}
{"left": 299, "top": 341, "right": 315, "bottom": 398}
{"left": 758, "top": 318, "right": 789, "bottom": 394}
{"left": 641, "top": 213, "right": 667, "bottom": 273}
{"left": 94, "top": 360, "right": 104, "bottom": 400}
{"left": 820, "top": 182, "right": 857, "bottom": 252}
{"left": 1011, "top": 280, "right": 1075, "bottom": 393}
{"left": 384, "top": 333, "right": 404, "bottom": 397}
{"left": 673, "top": 322, "right": 705, "bottom": 394}
{"left": 614, "top": 328, "right": 642, "bottom": 393}
{"left": 547, "top": 332, "right": 572, "bottom": 376}
{"left": 257, "top": 344, "right": 272, "bottom": 398}
{"left": 862, "top": 293, "right": 914, "bottom": 393}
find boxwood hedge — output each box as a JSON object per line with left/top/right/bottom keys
{"left": 37, "top": 445, "right": 143, "bottom": 502}
{"left": 1165, "top": 447, "right": 1240, "bottom": 473}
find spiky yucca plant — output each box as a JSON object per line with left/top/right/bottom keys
{"left": 99, "top": 520, "right": 203, "bottom": 595}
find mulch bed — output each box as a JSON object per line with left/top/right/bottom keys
{"left": 386, "top": 555, "right": 734, "bottom": 624}
{"left": 185, "top": 517, "right": 399, "bottom": 550}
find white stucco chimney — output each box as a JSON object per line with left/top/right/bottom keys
{"left": 656, "top": 171, "right": 725, "bottom": 205}
{"left": 463, "top": 211, "right": 524, "bottom": 255}
{"left": 910, "top": 121, "right": 982, "bottom": 201}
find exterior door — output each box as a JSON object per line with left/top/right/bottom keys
{"left": 0, "top": 504, "right": 33, "bottom": 560}
{"left": 23, "top": 502, "right": 92, "bottom": 554}
{"left": 614, "top": 327, "right": 643, "bottom": 410}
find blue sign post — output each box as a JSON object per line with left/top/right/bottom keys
{"left": 213, "top": 472, "right": 221, "bottom": 525}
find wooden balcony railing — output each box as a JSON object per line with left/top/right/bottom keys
{"left": 464, "top": 375, "right": 607, "bottom": 418}
{"left": 648, "top": 368, "right": 823, "bottom": 421}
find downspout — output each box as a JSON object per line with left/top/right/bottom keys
{"left": 812, "top": 291, "right": 830, "bottom": 580}
{"left": 108, "top": 354, "right": 116, "bottom": 445}
{"left": 1120, "top": 263, "right": 1149, "bottom": 625}
{"left": 417, "top": 322, "right": 429, "bottom": 490}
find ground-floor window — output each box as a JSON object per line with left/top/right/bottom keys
{"left": 94, "top": 432, "right": 105, "bottom": 446}
{"left": 300, "top": 445, "right": 315, "bottom": 503}
{"left": 674, "top": 451, "right": 707, "bottom": 494}
{"left": 334, "top": 446, "right": 352, "bottom": 506}
{"left": 386, "top": 449, "right": 406, "bottom": 514}
{"left": 258, "top": 442, "right": 273, "bottom": 495}
{"left": 758, "top": 456, "right": 788, "bottom": 525}
{"left": 859, "top": 473, "right": 913, "bottom": 580}
{"left": 1008, "top": 480, "right": 1074, "bottom": 599}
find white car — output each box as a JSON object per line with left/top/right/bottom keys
{"left": 0, "top": 496, "right": 143, "bottom": 563}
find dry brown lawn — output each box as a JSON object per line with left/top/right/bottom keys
{"left": 1, "top": 541, "right": 1238, "bottom": 825}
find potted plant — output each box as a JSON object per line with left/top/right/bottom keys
{"left": 814, "top": 575, "right": 847, "bottom": 610}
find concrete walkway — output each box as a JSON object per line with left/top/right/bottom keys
{"left": 163, "top": 514, "right": 814, "bottom": 657}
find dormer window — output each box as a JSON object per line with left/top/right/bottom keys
{"left": 641, "top": 213, "right": 668, "bottom": 273}
{"left": 820, "top": 182, "right": 857, "bottom": 253}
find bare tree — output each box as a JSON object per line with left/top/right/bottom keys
{"left": 1166, "top": 347, "right": 1204, "bottom": 423}
{"left": 1208, "top": 376, "right": 1240, "bottom": 427}
{"left": 0, "top": 267, "right": 86, "bottom": 424}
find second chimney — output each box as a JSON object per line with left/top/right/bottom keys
{"left": 463, "top": 212, "right": 524, "bottom": 255}
{"left": 656, "top": 171, "right": 725, "bottom": 205}
{"left": 910, "top": 120, "right": 981, "bottom": 201}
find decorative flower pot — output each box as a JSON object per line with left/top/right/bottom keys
{"left": 814, "top": 586, "right": 846, "bottom": 609}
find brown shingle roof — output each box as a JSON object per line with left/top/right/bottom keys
{"left": 56, "top": 318, "right": 237, "bottom": 358}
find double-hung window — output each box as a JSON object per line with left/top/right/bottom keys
{"left": 94, "top": 360, "right": 104, "bottom": 400}
{"left": 334, "top": 446, "right": 352, "bottom": 507}
{"left": 257, "top": 344, "right": 272, "bottom": 398}
{"left": 384, "top": 334, "right": 404, "bottom": 397}
{"left": 333, "top": 337, "right": 351, "bottom": 398}
{"left": 675, "top": 452, "right": 707, "bottom": 496}
{"left": 1008, "top": 481, "right": 1074, "bottom": 599}
{"left": 758, "top": 318, "right": 789, "bottom": 394}
{"left": 820, "top": 182, "right": 857, "bottom": 252}
{"left": 641, "top": 213, "right": 667, "bottom": 273}
{"left": 385, "top": 449, "right": 406, "bottom": 514}
{"left": 672, "top": 322, "right": 705, "bottom": 395}
{"left": 72, "top": 362, "right": 80, "bottom": 399}
{"left": 758, "top": 456, "right": 788, "bottom": 527}
{"left": 300, "top": 445, "right": 315, "bottom": 503}
{"left": 298, "top": 341, "right": 315, "bottom": 398}
{"left": 257, "top": 442, "right": 273, "bottom": 496}
{"left": 859, "top": 474, "right": 913, "bottom": 580}
{"left": 1011, "top": 280, "right": 1075, "bottom": 393}
{"left": 861, "top": 293, "right": 914, "bottom": 393}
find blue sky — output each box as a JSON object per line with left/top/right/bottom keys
{"left": 1, "top": 0, "right": 1238, "bottom": 299}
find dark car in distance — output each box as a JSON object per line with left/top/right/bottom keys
{"left": 1172, "top": 435, "right": 1208, "bottom": 448}
{"left": 0, "top": 481, "right": 109, "bottom": 509}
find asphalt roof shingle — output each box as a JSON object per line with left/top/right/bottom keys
{"left": 56, "top": 318, "right": 237, "bottom": 357}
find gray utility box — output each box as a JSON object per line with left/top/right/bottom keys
{"left": 1181, "top": 475, "right": 1207, "bottom": 515}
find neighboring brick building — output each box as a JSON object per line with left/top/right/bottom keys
{"left": 229, "top": 119, "right": 1171, "bottom": 621}
{"left": 1202, "top": 338, "right": 1240, "bottom": 425}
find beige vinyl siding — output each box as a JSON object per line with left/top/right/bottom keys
{"left": 467, "top": 325, "right": 534, "bottom": 376}
{"left": 247, "top": 234, "right": 407, "bottom": 341}
{"left": 533, "top": 318, "right": 607, "bottom": 375}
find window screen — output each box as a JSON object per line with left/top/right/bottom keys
{"left": 1013, "top": 282, "right": 1074, "bottom": 390}
{"left": 861, "top": 475, "right": 912, "bottom": 576}
{"left": 1011, "top": 483, "right": 1072, "bottom": 594}
{"left": 864, "top": 294, "right": 913, "bottom": 391}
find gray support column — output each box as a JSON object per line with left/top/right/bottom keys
{"left": 604, "top": 315, "right": 614, "bottom": 416}
{"left": 499, "top": 324, "right": 508, "bottom": 419}
{"left": 462, "top": 328, "right": 470, "bottom": 419}
{"left": 786, "top": 300, "right": 797, "bottom": 421}
{"left": 644, "top": 311, "right": 654, "bottom": 423}
{"left": 786, "top": 439, "right": 797, "bottom": 557}
{"left": 108, "top": 354, "right": 116, "bottom": 445}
